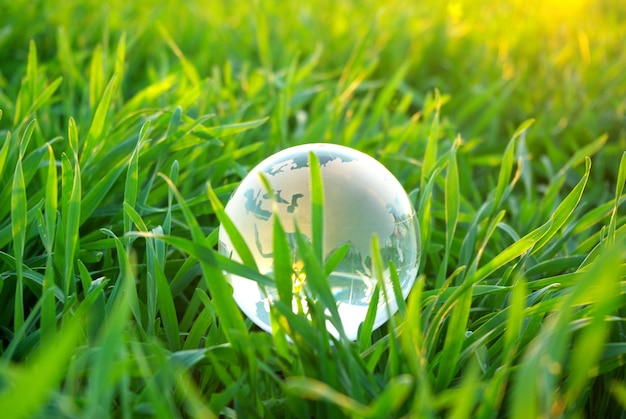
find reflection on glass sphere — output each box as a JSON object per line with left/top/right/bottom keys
{"left": 218, "top": 143, "right": 420, "bottom": 340}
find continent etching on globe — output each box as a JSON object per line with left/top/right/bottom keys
{"left": 219, "top": 143, "right": 420, "bottom": 340}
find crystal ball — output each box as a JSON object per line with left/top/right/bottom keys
{"left": 218, "top": 143, "right": 420, "bottom": 340}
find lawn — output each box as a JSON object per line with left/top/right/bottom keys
{"left": 0, "top": 0, "right": 625, "bottom": 417}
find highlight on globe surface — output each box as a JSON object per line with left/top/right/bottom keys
{"left": 218, "top": 144, "right": 420, "bottom": 340}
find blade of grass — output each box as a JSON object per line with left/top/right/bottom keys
{"left": 124, "top": 202, "right": 180, "bottom": 350}
{"left": 150, "top": 241, "right": 181, "bottom": 351}
{"left": 133, "top": 232, "right": 274, "bottom": 288}
{"left": 207, "top": 182, "right": 257, "bottom": 269}
{"left": 44, "top": 144, "right": 57, "bottom": 252}
{"left": 294, "top": 225, "right": 345, "bottom": 338}
{"left": 158, "top": 24, "right": 201, "bottom": 85}
{"left": 475, "top": 275, "right": 528, "bottom": 417}
{"left": 195, "top": 117, "right": 270, "bottom": 139}
{"left": 533, "top": 157, "right": 590, "bottom": 253}
{"left": 123, "top": 137, "right": 141, "bottom": 248}
{"left": 0, "top": 131, "right": 10, "bottom": 180}
{"left": 437, "top": 138, "right": 460, "bottom": 287}
{"left": 511, "top": 238, "right": 625, "bottom": 419}
{"left": 371, "top": 235, "right": 400, "bottom": 374}
{"left": 61, "top": 152, "right": 81, "bottom": 297}
{"left": 12, "top": 40, "right": 37, "bottom": 125}
{"left": 158, "top": 175, "right": 250, "bottom": 342}
{"left": 89, "top": 45, "right": 105, "bottom": 110}
{"left": 25, "top": 76, "right": 63, "bottom": 118}
{"left": 82, "top": 73, "right": 118, "bottom": 162}
{"left": 309, "top": 151, "right": 324, "bottom": 260}
{"left": 358, "top": 283, "right": 381, "bottom": 352}
{"left": 85, "top": 233, "right": 137, "bottom": 416}
{"left": 607, "top": 151, "right": 626, "bottom": 246}
{"left": 435, "top": 270, "right": 473, "bottom": 390}
{"left": 0, "top": 312, "right": 82, "bottom": 419}
{"left": 420, "top": 91, "right": 441, "bottom": 191}
{"left": 401, "top": 275, "right": 435, "bottom": 417}
{"left": 367, "top": 374, "right": 414, "bottom": 418}
{"left": 285, "top": 377, "right": 370, "bottom": 417}
{"left": 493, "top": 119, "right": 533, "bottom": 212}
{"left": 418, "top": 167, "right": 442, "bottom": 273}
{"left": 41, "top": 143, "right": 58, "bottom": 342}
{"left": 11, "top": 151, "right": 27, "bottom": 333}
{"left": 272, "top": 212, "right": 293, "bottom": 305}
{"left": 114, "top": 33, "right": 126, "bottom": 86}
{"left": 539, "top": 136, "right": 605, "bottom": 221}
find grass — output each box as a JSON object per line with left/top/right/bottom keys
{"left": 0, "top": 0, "right": 625, "bottom": 416}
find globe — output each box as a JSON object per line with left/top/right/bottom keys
{"left": 218, "top": 143, "right": 420, "bottom": 340}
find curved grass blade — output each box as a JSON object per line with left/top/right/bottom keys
{"left": 157, "top": 175, "right": 251, "bottom": 340}
{"left": 533, "top": 157, "right": 590, "bottom": 253}
{"left": 207, "top": 182, "right": 257, "bottom": 269}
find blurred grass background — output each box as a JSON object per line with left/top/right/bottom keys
{"left": 2, "top": 0, "right": 625, "bottom": 157}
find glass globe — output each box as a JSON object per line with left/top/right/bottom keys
{"left": 218, "top": 143, "right": 420, "bottom": 340}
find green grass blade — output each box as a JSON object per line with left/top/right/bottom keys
{"left": 86, "top": 234, "right": 137, "bottom": 416}
{"left": 82, "top": 73, "right": 118, "bottom": 162}
{"left": 533, "top": 157, "right": 590, "bottom": 253}
{"left": 138, "top": 232, "right": 273, "bottom": 288}
{"left": 511, "top": 238, "right": 625, "bottom": 418}
{"left": 80, "top": 161, "right": 126, "bottom": 224}
{"left": 539, "top": 135, "right": 606, "bottom": 221}
{"left": 294, "top": 224, "right": 344, "bottom": 338}
{"left": 159, "top": 175, "right": 250, "bottom": 341}
{"left": 493, "top": 119, "right": 533, "bottom": 211}
{"left": 123, "top": 137, "right": 140, "bottom": 248}
{"left": 207, "top": 182, "right": 257, "bottom": 269}
{"left": 417, "top": 166, "right": 442, "bottom": 271}
{"left": 323, "top": 243, "right": 350, "bottom": 276}
{"left": 26, "top": 76, "right": 63, "bottom": 117}
{"left": 371, "top": 235, "right": 400, "bottom": 374}
{"left": 607, "top": 151, "right": 626, "bottom": 246}
{"left": 272, "top": 211, "right": 293, "bottom": 305}
{"left": 62, "top": 152, "right": 81, "bottom": 297}
{"left": 12, "top": 40, "right": 37, "bottom": 125}
{"left": 309, "top": 151, "right": 324, "bottom": 260}
{"left": 0, "top": 314, "right": 82, "bottom": 418}
{"left": 471, "top": 216, "right": 550, "bottom": 284}
{"left": 183, "top": 299, "right": 213, "bottom": 350}
{"left": 0, "top": 131, "right": 10, "bottom": 180}
{"left": 357, "top": 283, "right": 380, "bottom": 352}
{"left": 11, "top": 157, "right": 26, "bottom": 333}
{"left": 150, "top": 242, "right": 181, "bottom": 351}
{"left": 438, "top": 139, "right": 460, "bottom": 287}
{"left": 368, "top": 374, "right": 414, "bottom": 418}
{"left": 197, "top": 117, "right": 270, "bottom": 138}
{"left": 89, "top": 44, "right": 104, "bottom": 110}
{"left": 285, "top": 377, "right": 369, "bottom": 417}
{"left": 124, "top": 202, "right": 180, "bottom": 350}
{"left": 435, "top": 276, "right": 473, "bottom": 390}
{"left": 44, "top": 144, "right": 57, "bottom": 252}
{"left": 158, "top": 24, "right": 201, "bottom": 85}
{"left": 114, "top": 33, "right": 126, "bottom": 85}
{"left": 41, "top": 143, "right": 59, "bottom": 342}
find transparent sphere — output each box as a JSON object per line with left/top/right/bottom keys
{"left": 218, "top": 143, "right": 420, "bottom": 340}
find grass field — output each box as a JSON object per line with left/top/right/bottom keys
{"left": 1, "top": 0, "right": 625, "bottom": 417}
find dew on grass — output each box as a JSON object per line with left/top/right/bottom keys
{"left": 218, "top": 143, "right": 420, "bottom": 340}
